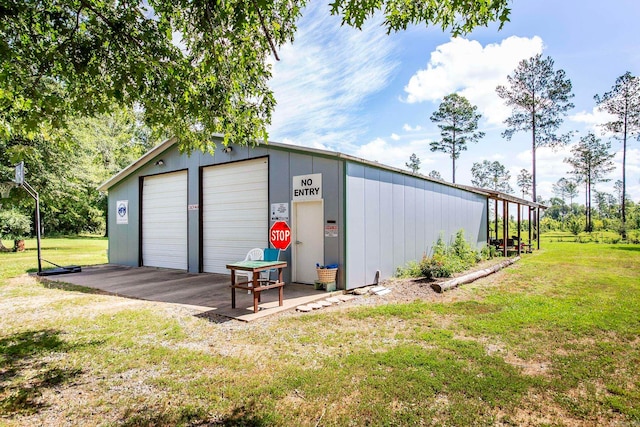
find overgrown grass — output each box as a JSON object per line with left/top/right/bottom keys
{"left": 0, "top": 236, "right": 639, "bottom": 425}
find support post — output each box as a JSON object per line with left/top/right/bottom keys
{"left": 494, "top": 199, "right": 499, "bottom": 240}
{"left": 528, "top": 207, "right": 532, "bottom": 250}
{"left": 517, "top": 203, "right": 522, "bottom": 255}
{"left": 537, "top": 207, "right": 541, "bottom": 250}
{"left": 503, "top": 199, "right": 508, "bottom": 257}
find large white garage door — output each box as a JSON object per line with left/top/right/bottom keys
{"left": 202, "top": 158, "right": 268, "bottom": 273}
{"left": 142, "top": 171, "right": 188, "bottom": 270}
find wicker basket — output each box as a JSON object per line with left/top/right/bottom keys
{"left": 316, "top": 268, "right": 337, "bottom": 283}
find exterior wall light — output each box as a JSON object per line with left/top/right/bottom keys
{"left": 222, "top": 146, "right": 233, "bottom": 154}
{"left": 155, "top": 159, "right": 165, "bottom": 166}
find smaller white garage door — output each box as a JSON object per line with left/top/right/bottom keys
{"left": 142, "top": 171, "right": 188, "bottom": 270}
{"left": 202, "top": 158, "right": 268, "bottom": 274}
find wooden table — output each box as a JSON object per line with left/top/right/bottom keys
{"left": 226, "top": 260, "right": 287, "bottom": 313}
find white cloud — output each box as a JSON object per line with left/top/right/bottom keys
{"left": 403, "top": 124, "right": 422, "bottom": 132}
{"left": 390, "top": 133, "right": 400, "bottom": 141}
{"left": 403, "top": 36, "right": 544, "bottom": 125}
{"left": 569, "top": 107, "right": 617, "bottom": 135}
{"left": 267, "top": 3, "right": 398, "bottom": 151}
{"left": 353, "top": 137, "right": 442, "bottom": 173}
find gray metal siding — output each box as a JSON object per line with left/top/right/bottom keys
{"left": 345, "top": 162, "right": 488, "bottom": 289}
{"left": 106, "top": 141, "right": 346, "bottom": 286}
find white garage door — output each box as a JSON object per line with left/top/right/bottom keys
{"left": 202, "top": 158, "right": 268, "bottom": 273}
{"left": 142, "top": 171, "right": 188, "bottom": 270}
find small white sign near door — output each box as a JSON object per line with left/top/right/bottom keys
{"left": 293, "top": 173, "right": 322, "bottom": 201}
{"left": 116, "top": 200, "right": 128, "bottom": 224}
{"left": 271, "top": 202, "right": 289, "bottom": 221}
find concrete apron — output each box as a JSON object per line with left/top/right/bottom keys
{"left": 39, "top": 264, "right": 340, "bottom": 322}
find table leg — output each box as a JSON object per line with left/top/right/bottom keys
{"left": 231, "top": 270, "right": 236, "bottom": 309}
{"left": 253, "top": 272, "right": 260, "bottom": 312}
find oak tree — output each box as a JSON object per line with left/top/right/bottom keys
{"left": 1, "top": 0, "right": 512, "bottom": 153}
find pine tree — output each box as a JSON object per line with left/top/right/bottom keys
{"left": 497, "top": 54, "right": 574, "bottom": 202}
{"left": 430, "top": 93, "right": 484, "bottom": 183}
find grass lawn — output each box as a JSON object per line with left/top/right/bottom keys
{"left": 0, "top": 236, "right": 639, "bottom": 425}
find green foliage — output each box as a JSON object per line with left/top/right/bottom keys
{"left": 567, "top": 217, "right": 583, "bottom": 236}
{"left": 595, "top": 72, "right": 640, "bottom": 233}
{"left": 430, "top": 93, "right": 484, "bottom": 183}
{"left": 397, "top": 231, "right": 485, "bottom": 279}
{"left": 0, "top": 108, "right": 156, "bottom": 235}
{"left": 471, "top": 160, "right": 513, "bottom": 193}
{"left": 395, "top": 260, "right": 421, "bottom": 278}
{"left": 497, "top": 54, "right": 574, "bottom": 201}
{"left": 405, "top": 153, "right": 421, "bottom": 174}
{"left": 565, "top": 133, "right": 616, "bottom": 232}
{"left": 0, "top": 209, "right": 31, "bottom": 241}
{"left": 2, "top": 0, "right": 512, "bottom": 154}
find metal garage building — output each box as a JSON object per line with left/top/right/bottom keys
{"left": 98, "top": 137, "right": 492, "bottom": 290}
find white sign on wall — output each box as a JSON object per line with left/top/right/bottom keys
{"left": 271, "top": 203, "right": 289, "bottom": 221}
{"left": 116, "top": 200, "right": 129, "bottom": 224}
{"left": 292, "top": 173, "right": 322, "bottom": 201}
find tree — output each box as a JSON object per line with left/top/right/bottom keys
{"left": 429, "top": 94, "right": 484, "bottom": 183}
{"left": 553, "top": 177, "right": 579, "bottom": 206}
{"left": 1, "top": 1, "right": 512, "bottom": 154}
{"left": 406, "top": 153, "right": 421, "bottom": 174}
{"left": 428, "top": 170, "right": 442, "bottom": 180}
{"left": 564, "top": 133, "right": 615, "bottom": 232}
{"left": 496, "top": 54, "right": 574, "bottom": 202}
{"left": 516, "top": 169, "right": 532, "bottom": 199}
{"left": 594, "top": 72, "right": 640, "bottom": 235}
{"left": 0, "top": 107, "right": 156, "bottom": 235}
{"left": 471, "top": 160, "right": 513, "bottom": 193}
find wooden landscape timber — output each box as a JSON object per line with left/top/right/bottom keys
{"left": 431, "top": 256, "right": 520, "bottom": 293}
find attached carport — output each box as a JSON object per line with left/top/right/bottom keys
{"left": 45, "top": 264, "right": 331, "bottom": 322}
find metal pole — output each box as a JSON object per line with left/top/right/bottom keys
{"left": 22, "top": 181, "right": 42, "bottom": 275}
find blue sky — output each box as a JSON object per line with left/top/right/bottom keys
{"left": 267, "top": 0, "right": 640, "bottom": 202}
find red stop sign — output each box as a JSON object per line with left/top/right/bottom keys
{"left": 269, "top": 221, "right": 292, "bottom": 250}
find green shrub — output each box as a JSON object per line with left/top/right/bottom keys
{"left": 0, "top": 209, "right": 31, "bottom": 240}
{"left": 568, "top": 219, "right": 582, "bottom": 236}
{"left": 395, "top": 260, "right": 422, "bottom": 278}
{"left": 0, "top": 209, "right": 31, "bottom": 251}
{"left": 419, "top": 230, "right": 482, "bottom": 279}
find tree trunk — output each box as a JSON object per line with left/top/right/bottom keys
{"left": 431, "top": 257, "right": 520, "bottom": 293}
{"left": 621, "top": 111, "right": 627, "bottom": 238}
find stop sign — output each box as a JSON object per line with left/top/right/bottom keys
{"left": 269, "top": 221, "right": 292, "bottom": 250}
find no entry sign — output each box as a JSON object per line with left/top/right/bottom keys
{"left": 270, "top": 221, "right": 291, "bottom": 250}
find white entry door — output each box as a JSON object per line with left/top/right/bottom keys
{"left": 293, "top": 201, "right": 324, "bottom": 284}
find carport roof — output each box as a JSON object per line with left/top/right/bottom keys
{"left": 97, "top": 135, "right": 542, "bottom": 209}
